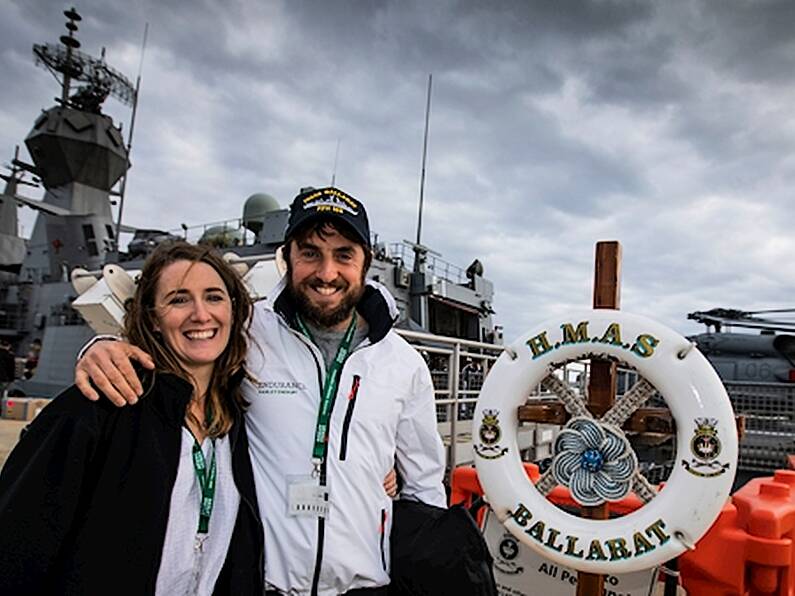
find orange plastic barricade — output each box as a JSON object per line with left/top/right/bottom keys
{"left": 679, "top": 469, "right": 795, "bottom": 596}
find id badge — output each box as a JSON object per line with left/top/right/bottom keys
{"left": 287, "top": 475, "right": 331, "bottom": 518}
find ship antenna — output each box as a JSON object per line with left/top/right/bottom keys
{"left": 413, "top": 73, "right": 432, "bottom": 271}
{"left": 113, "top": 22, "right": 149, "bottom": 253}
{"left": 59, "top": 8, "right": 82, "bottom": 104}
{"left": 331, "top": 137, "right": 341, "bottom": 186}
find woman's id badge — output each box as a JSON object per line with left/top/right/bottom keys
{"left": 287, "top": 476, "right": 330, "bottom": 518}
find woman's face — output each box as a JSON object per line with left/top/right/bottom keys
{"left": 154, "top": 260, "right": 233, "bottom": 379}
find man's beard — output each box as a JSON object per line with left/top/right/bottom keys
{"left": 288, "top": 276, "right": 365, "bottom": 329}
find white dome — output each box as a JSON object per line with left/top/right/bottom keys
{"left": 243, "top": 193, "right": 280, "bottom": 233}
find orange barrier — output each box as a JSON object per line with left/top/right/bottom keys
{"left": 679, "top": 470, "right": 795, "bottom": 596}
{"left": 450, "top": 466, "right": 795, "bottom": 595}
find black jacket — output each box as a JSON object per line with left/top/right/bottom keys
{"left": 389, "top": 499, "right": 497, "bottom": 596}
{"left": 0, "top": 373, "right": 264, "bottom": 595}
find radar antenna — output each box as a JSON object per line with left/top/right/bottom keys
{"left": 32, "top": 7, "right": 135, "bottom": 113}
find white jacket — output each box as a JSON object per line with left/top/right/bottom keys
{"left": 243, "top": 278, "right": 447, "bottom": 595}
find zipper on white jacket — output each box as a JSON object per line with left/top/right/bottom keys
{"left": 338, "top": 375, "right": 361, "bottom": 461}
{"left": 379, "top": 508, "right": 388, "bottom": 571}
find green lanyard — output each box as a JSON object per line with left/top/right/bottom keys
{"left": 296, "top": 314, "right": 358, "bottom": 470}
{"left": 191, "top": 439, "right": 217, "bottom": 534}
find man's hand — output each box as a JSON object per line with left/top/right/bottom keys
{"left": 383, "top": 468, "right": 399, "bottom": 498}
{"left": 75, "top": 341, "right": 154, "bottom": 406}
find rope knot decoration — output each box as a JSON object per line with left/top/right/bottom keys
{"left": 552, "top": 417, "right": 638, "bottom": 506}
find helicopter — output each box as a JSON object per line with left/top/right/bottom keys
{"left": 688, "top": 308, "right": 795, "bottom": 384}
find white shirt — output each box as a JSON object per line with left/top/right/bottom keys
{"left": 155, "top": 429, "right": 240, "bottom": 595}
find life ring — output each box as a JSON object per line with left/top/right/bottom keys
{"left": 473, "top": 310, "right": 737, "bottom": 574}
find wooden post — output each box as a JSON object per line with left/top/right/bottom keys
{"left": 577, "top": 241, "right": 622, "bottom": 596}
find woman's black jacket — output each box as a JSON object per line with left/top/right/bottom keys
{"left": 0, "top": 373, "right": 264, "bottom": 595}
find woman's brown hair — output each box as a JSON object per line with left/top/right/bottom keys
{"left": 123, "top": 241, "right": 252, "bottom": 438}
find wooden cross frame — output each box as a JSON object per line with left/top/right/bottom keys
{"left": 578, "top": 240, "right": 621, "bottom": 596}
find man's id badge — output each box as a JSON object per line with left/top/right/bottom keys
{"left": 287, "top": 476, "right": 331, "bottom": 518}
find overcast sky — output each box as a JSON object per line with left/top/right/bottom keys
{"left": 2, "top": 0, "right": 794, "bottom": 340}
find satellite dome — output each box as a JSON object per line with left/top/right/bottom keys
{"left": 243, "top": 193, "right": 279, "bottom": 233}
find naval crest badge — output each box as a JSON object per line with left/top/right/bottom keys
{"left": 474, "top": 409, "right": 508, "bottom": 460}
{"left": 682, "top": 417, "right": 730, "bottom": 478}
{"left": 493, "top": 533, "right": 524, "bottom": 575}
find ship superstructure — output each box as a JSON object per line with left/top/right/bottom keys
{"left": 0, "top": 8, "right": 137, "bottom": 396}
{"left": 0, "top": 8, "right": 499, "bottom": 398}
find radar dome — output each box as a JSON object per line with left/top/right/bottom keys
{"left": 243, "top": 193, "right": 280, "bottom": 234}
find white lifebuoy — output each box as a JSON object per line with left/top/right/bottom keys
{"left": 473, "top": 310, "right": 737, "bottom": 574}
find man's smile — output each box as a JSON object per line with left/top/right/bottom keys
{"left": 310, "top": 280, "right": 346, "bottom": 294}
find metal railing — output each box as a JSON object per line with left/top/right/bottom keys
{"left": 396, "top": 329, "right": 504, "bottom": 471}
{"left": 388, "top": 243, "right": 469, "bottom": 285}
{"left": 0, "top": 303, "right": 28, "bottom": 333}
{"left": 725, "top": 381, "right": 795, "bottom": 471}
{"left": 48, "top": 303, "right": 85, "bottom": 327}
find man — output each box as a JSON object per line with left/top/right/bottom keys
{"left": 76, "top": 186, "right": 447, "bottom": 595}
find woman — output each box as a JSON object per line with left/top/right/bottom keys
{"left": 0, "top": 242, "right": 263, "bottom": 595}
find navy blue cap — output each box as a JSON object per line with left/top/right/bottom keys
{"left": 285, "top": 187, "right": 371, "bottom": 248}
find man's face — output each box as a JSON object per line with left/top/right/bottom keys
{"left": 287, "top": 227, "right": 367, "bottom": 330}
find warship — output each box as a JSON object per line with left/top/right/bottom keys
{"left": 6, "top": 11, "right": 795, "bottom": 595}
{"left": 0, "top": 8, "right": 499, "bottom": 399}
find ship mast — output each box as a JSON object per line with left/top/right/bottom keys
{"left": 415, "top": 73, "right": 432, "bottom": 252}
{"left": 58, "top": 8, "right": 81, "bottom": 104}
{"left": 408, "top": 74, "right": 435, "bottom": 329}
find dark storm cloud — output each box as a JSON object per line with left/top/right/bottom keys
{"left": 682, "top": 0, "right": 795, "bottom": 85}
{"left": 2, "top": 0, "right": 794, "bottom": 338}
